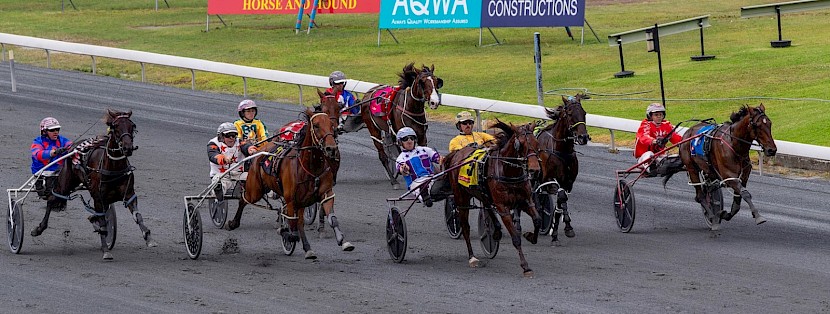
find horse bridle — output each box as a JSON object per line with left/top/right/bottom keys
{"left": 106, "top": 115, "right": 136, "bottom": 160}
{"left": 306, "top": 112, "right": 337, "bottom": 150}
{"left": 490, "top": 128, "right": 537, "bottom": 183}
{"left": 408, "top": 71, "right": 438, "bottom": 103}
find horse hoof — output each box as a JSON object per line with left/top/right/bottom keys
{"left": 103, "top": 252, "right": 114, "bottom": 260}
{"left": 146, "top": 239, "right": 158, "bottom": 248}
{"left": 564, "top": 229, "right": 575, "bottom": 238}
{"left": 226, "top": 220, "right": 239, "bottom": 231}
{"left": 468, "top": 257, "right": 480, "bottom": 268}
{"left": 709, "top": 230, "right": 721, "bottom": 238}
{"left": 304, "top": 251, "right": 317, "bottom": 260}
{"left": 341, "top": 242, "right": 355, "bottom": 251}
{"left": 522, "top": 232, "right": 538, "bottom": 245}
{"left": 755, "top": 216, "right": 767, "bottom": 225}
{"left": 710, "top": 223, "right": 720, "bottom": 232}
{"left": 392, "top": 183, "right": 400, "bottom": 190}
{"left": 30, "top": 229, "right": 42, "bottom": 237}
{"left": 523, "top": 270, "right": 534, "bottom": 279}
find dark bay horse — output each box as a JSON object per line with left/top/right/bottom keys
{"left": 442, "top": 120, "right": 541, "bottom": 277}
{"left": 360, "top": 63, "right": 443, "bottom": 189}
{"left": 534, "top": 95, "right": 590, "bottom": 243}
{"left": 41, "top": 110, "right": 156, "bottom": 260}
{"left": 228, "top": 108, "right": 353, "bottom": 258}
{"left": 665, "top": 104, "right": 777, "bottom": 231}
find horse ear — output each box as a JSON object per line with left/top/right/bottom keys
{"left": 317, "top": 89, "right": 324, "bottom": 98}
{"left": 758, "top": 103, "right": 765, "bottom": 111}
{"left": 125, "top": 110, "right": 132, "bottom": 118}
{"left": 561, "top": 96, "right": 568, "bottom": 104}
{"left": 430, "top": 64, "right": 435, "bottom": 73}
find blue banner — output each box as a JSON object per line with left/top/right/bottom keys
{"left": 480, "top": 0, "right": 584, "bottom": 27}
{"left": 379, "top": 0, "right": 482, "bottom": 29}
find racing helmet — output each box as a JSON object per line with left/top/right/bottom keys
{"left": 237, "top": 99, "right": 257, "bottom": 119}
{"left": 217, "top": 122, "right": 237, "bottom": 138}
{"left": 40, "top": 117, "right": 61, "bottom": 132}
{"left": 455, "top": 111, "right": 474, "bottom": 123}
{"left": 646, "top": 103, "right": 666, "bottom": 119}
{"left": 396, "top": 127, "right": 417, "bottom": 142}
{"left": 329, "top": 71, "right": 347, "bottom": 86}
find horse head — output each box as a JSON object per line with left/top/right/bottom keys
{"left": 105, "top": 109, "right": 137, "bottom": 157}
{"left": 491, "top": 120, "right": 540, "bottom": 173}
{"left": 399, "top": 63, "right": 443, "bottom": 110}
{"left": 559, "top": 94, "right": 590, "bottom": 145}
{"left": 305, "top": 108, "right": 338, "bottom": 159}
{"left": 733, "top": 104, "right": 776, "bottom": 157}
{"left": 316, "top": 89, "right": 340, "bottom": 131}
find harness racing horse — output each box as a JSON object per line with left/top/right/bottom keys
{"left": 360, "top": 63, "right": 443, "bottom": 189}
{"left": 228, "top": 108, "right": 354, "bottom": 258}
{"left": 42, "top": 110, "right": 157, "bottom": 260}
{"left": 665, "top": 104, "right": 777, "bottom": 231}
{"left": 442, "top": 120, "right": 541, "bottom": 277}
{"left": 534, "top": 94, "right": 590, "bottom": 243}
{"left": 316, "top": 89, "right": 341, "bottom": 133}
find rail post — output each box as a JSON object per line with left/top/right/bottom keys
{"left": 534, "top": 32, "right": 544, "bottom": 107}
{"left": 9, "top": 50, "right": 17, "bottom": 92}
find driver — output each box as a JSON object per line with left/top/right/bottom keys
{"left": 208, "top": 122, "right": 245, "bottom": 201}
{"left": 31, "top": 117, "right": 73, "bottom": 198}
{"left": 395, "top": 127, "right": 441, "bottom": 207}
{"left": 635, "top": 103, "right": 682, "bottom": 175}
{"left": 448, "top": 111, "right": 497, "bottom": 153}
{"left": 326, "top": 71, "right": 357, "bottom": 134}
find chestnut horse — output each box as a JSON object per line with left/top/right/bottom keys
{"left": 360, "top": 63, "right": 443, "bottom": 189}
{"left": 42, "top": 110, "right": 157, "bottom": 260}
{"left": 227, "top": 108, "right": 353, "bottom": 258}
{"left": 665, "top": 104, "right": 777, "bottom": 231}
{"left": 534, "top": 95, "right": 590, "bottom": 243}
{"left": 442, "top": 120, "right": 541, "bottom": 277}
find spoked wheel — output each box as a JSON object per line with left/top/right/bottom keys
{"left": 7, "top": 201, "right": 24, "bottom": 254}
{"left": 277, "top": 214, "right": 297, "bottom": 256}
{"left": 209, "top": 198, "right": 228, "bottom": 228}
{"left": 183, "top": 203, "right": 203, "bottom": 259}
{"left": 305, "top": 202, "right": 318, "bottom": 226}
{"left": 444, "top": 197, "right": 462, "bottom": 239}
{"left": 478, "top": 208, "right": 500, "bottom": 259}
{"left": 533, "top": 192, "right": 554, "bottom": 235}
{"left": 701, "top": 184, "right": 724, "bottom": 228}
{"left": 613, "top": 179, "right": 636, "bottom": 233}
{"left": 386, "top": 206, "right": 407, "bottom": 263}
{"left": 105, "top": 204, "right": 117, "bottom": 251}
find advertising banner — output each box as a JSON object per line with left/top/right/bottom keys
{"left": 379, "top": 0, "right": 482, "bottom": 29}
{"left": 480, "top": 0, "right": 584, "bottom": 27}
{"left": 208, "top": 0, "right": 380, "bottom": 15}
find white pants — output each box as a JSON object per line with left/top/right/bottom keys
{"left": 637, "top": 151, "right": 655, "bottom": 166}
{"left": 212, "top": 170, "right": 246, "bottom": 195}
{"left": 410, "top": 176, "right": 432, "bottom": 200}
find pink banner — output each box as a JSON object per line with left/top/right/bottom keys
{"left": 208, "top": 0, "right": 379, "bottom": 14}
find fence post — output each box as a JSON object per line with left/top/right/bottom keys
{"left": 91, "top": 55, "right": 96, "bottom": 74}
{"left": 141, "top": 62, "right": 146, "bottom": 82}
{"left": 298, "top": 84, "right": 304, "bottom": 106}
{"left": 191, "top": 69, "right": 195, "bottom": 90}
{"left": 1, "top": 44, "right": 5, "bottom": 62}
{"left": 474, "top": 109, "right": 482, "bottom": 132}
{"left": 608, "top": 129, "right": 618, "bottom": 153}
{"left": 10, "top": 50, "right": 17, "bottom": 92}
{"left": 534, "top": 32, "right": 544, "bottom": 107}
{"left": 243, "top": 77, "right": 248, "bottom": 98}
{"left": 46, "top": 49, "right": 51, "bottom": 68}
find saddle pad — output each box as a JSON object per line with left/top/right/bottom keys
{"left": 369, "top": 86, "right": 398, "bottom": 118}
{"left": 261, "top": 146, "right": 286, "bottom": 177}
{"left": 458, "top": 149, "right": 487, "bottom": 188}
{"left": 691, "top": 125, "right": 716, "bottom": 156}
{"left": 278, "top": 121, "right": 305, "bottom": 142}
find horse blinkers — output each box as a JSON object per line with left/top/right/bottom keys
{"left": 750, "top": 108, "right": 777, "bottom": 157}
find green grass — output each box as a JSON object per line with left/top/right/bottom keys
{"left": 1, "top": 0, "right": 829, "bottom": 145}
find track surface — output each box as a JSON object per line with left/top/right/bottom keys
{"left": 2, "top": 65, "right": 829, "bottom": 313}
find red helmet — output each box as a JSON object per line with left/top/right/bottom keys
{"left": 40, "top": 117, "right": 61, "bottom": 132}
{"left": 237, "top": 100, "right": 257, "bottom": 119}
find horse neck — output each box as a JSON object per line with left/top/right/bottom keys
{"left": 299, "top": 128, "right": 326, "bottom": 169}
{"left": 492, "top": 137, "right": 524, "bottom": 177}
{"left": 550, "top": 120, "right": 574, "bottom": 153}
{"left": 727, "top": 118, "right": 753, "bottom": 155}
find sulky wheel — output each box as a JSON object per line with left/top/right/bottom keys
{"left": 183, "top": 203, "right": 203, "bottom": 260}
{"left": 210, "top": 199, "right": 228, "bottom": 228}
{"left": 478, "top": 208, "right": 500, "bottom": 259}
{"left": 386, "top": 206, "right": 407, "bottom": 263}
{"left": 277, "top": 214, "right": 297, "bottom": 256}
{"left": 613, "top": 179, "right": 636, "bottom": 233}
{"left": 533, "top": 191, "right": 554, "bottom": 235}
{"left": 305, "top": 202, "right": 318, "bottom": 226}
{"left": 7, "top": 201, "right": 24, "bottom": 254}
{"left": 701, "top": 184, "right": 724, "bottom": 228}
{"left": 444, "top": 196, "right": 462, "bottom": 239}
{"left": 105, "top": 204, "right": 117, "bottom": 251}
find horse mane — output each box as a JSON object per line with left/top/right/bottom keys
{"left": 489, "top": 119, "right": 515, "bottom": 150}
{"left": 397, "top": 62, "right": 418, "bottom": 89}
{"left": 730, "top": 105, "right": 751, "bottom": 123}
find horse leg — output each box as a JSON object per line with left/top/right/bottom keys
{"left": 368, "top": 120, "right": 399, "bottom": 189}
{"left": 456, "top": 196, "right": 478, "bottom": 268}
{"left": 494, "top": 203, "right": 533, "bottom": 277}
{"left": 288, "top": 203, "right": 315, "bottom": 259}
{"left": 87, "top": 201, "right": 113, "bottom": 260}
{"left": 557, "top": 188, "right": 575, "bottom": 238}
{"left": 520, "top": 201, "right": 541, "bottom": 245}
{"left": 740, "top": 188, "right": 766, "bottom": 225}
{"left": 228, "top": 178, "right": 262, "bottom": 230}
{"left": 123, "top": 195, "right": 157, "bottom": 247}
{"left": 321, "top": 191, "right": 353, "bottom": 251}
{"left": 30, "top": 207, "right": 52, "bottom": 237}
{"left": 720, "top": 180, "right": 743, "bottom": 222}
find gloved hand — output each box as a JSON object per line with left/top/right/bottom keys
{"left": 247, "top": 146, "right": 258, "bottom": 155}
{"left": 52, "top": 147, "right": 69, "bottom": 157}
{"left": 653, "top": 137, "right": 668, "bottom": 148}
{"left": 399, "top": 164, "right": 410, "bottom": 176}
{"left": 223, "top": 154, "right": 234, "bottom": 164}
{"left": 215, "top": 154, "right": 226, "bottom": 165}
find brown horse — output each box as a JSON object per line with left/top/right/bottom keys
{"left": 360, "top": 63, "right": 443, "bottom": 189}
{"left": 665, "top": 104, "right": 777, "bottom": 231}
{"left": 42, "top": 109, "right": 157, "bottom": 260}
{"left": 227, "top": 108, "right": 353, "bottom": 258}
{"left": 534, "top": 94, "right": 590, "bottom": 243}
{"left": 442, "top": 120, "right": 541, "bottom": 277}
{"left": 315, "top": 89, "right": 341, "bottom": 133}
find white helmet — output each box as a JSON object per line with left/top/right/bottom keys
{"left": 396, "top": 127, "right": 417, "bottom": 142}
{"left": 40, "top": 117, "right": 61, "bottom": 132}
{"left": 329, "top": 71, "right": 347, "bottom": 86}
{"left": 237, "top": 100, "right": 257, "bottom": 119}
{"left": 646, "top": 103, "right": 666, "bottom": 118}
{"left": 217, "top": 122, "right": 237, "bottom": 136}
